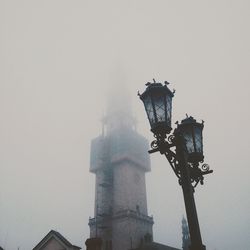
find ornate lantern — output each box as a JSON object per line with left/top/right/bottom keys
{"left": 139, "top": 80, "right": 174, "bottom": 136}
{"left": 175, "top": 116, "right": 204, "bottom": 163}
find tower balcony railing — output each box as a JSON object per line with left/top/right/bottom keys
{"left": 89, "top": 209, "right": 154, "bottom": 226}
{"left": 113, "top": 209, "right": 154, "bottom": 224}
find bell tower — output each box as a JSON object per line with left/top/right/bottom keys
{"left": 88, "top": 86, "right": 154, "bottom": 250}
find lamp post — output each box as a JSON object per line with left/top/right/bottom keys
{"left": 138, "top": 80, "right": 213, "bottom": 250}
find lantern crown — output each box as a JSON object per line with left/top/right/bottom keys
{"left": 179, "top": 116, "right": 203, "bottom": 126}
{"left": 141, "top": 80, "right": 174, "bottom": 99}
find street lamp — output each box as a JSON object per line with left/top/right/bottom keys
{"left": 139, "top": 79, "right": 174, "bottom": 136}
{"left": 138, "top": 80, "right": 213, "bottom": 250}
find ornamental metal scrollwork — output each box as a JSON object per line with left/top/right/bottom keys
{"left": 167, "top": 135, "right": 175, "bottom": 144}
{"left": 150, "top": 140, "right": 158, "bottom": 149}
{"left": 202, "top": 164, "right": 210, "bottom": 171}
{"left": 149, "top": 135, "right": 212, "bottom": 189}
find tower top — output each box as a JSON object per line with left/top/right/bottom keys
{"left": 106, "top": 82, "right": 132, "bottom": 117}
{"left": 104, "top": 79, "right": 136, "bottom": 135}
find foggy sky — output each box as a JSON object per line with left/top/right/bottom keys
{"left": 1, "top": 1, "right": 250, "bottom": 250}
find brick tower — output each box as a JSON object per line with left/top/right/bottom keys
{"left": 89, "top": 89, "right": 154, "bottom": 250}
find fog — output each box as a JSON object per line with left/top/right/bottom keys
{"left": 1, "top": 1, "right": 250, "bottom": 250}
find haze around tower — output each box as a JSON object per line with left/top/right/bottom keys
{"left": 1, "top": 1, "right": 250, "bottom": 250}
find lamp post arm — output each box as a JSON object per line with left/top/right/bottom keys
{"left": 149, "top": 134, "right": 212, "bottom": 188}
{"left": 164, "top": 151, "right": 181, "bottom": 179}
{"left": 148, "top": 137, "right": 181, "bottom": 179}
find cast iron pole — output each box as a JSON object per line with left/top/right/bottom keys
{"left": 176, "top": 135, "right": 206, "bottom": 250}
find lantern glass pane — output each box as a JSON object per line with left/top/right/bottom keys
{"left": 143, "top": 95, "right": 156, "bottom": 126}
{"left": 194, "top": 126, "right": 202, "bottom": 153}
{"left": 183, "top": 128, "right": 195, "bottom": 154}
{"left": 152, "top": 93, "right": 165, "bottom": 123}
{"left": 166, "top": 94, "right": 172, "bottom": 127}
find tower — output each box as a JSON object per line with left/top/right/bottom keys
{"left": 89, "top": 88, "right": 154, "bottom": 250}
{"left": 182, "top": 217, "right": 190, "bottom": 250}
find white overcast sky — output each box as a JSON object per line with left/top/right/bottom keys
{"left": 1, "top": 1, "right": 250, "bottom": 250}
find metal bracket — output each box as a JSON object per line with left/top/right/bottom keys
{"left": 149, "top": 134, "right": 213, "bottom": 189}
